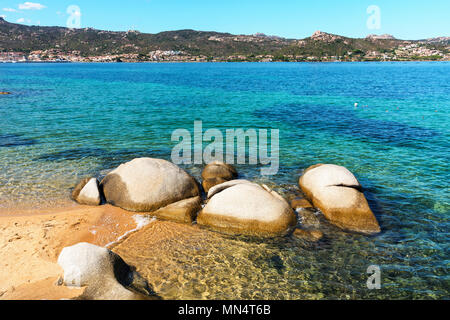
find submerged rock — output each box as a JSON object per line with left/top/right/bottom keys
{"left": 293, "top": 229, "right": 324, "bottom": 242}
{"left": 297, "top": 208, "right": 321, "bottom": 229}
{"left": 101, "top": 158, "right": 200, "bottom": 222}
{"left": 198, "top": 180, "right": 297, "bottom": 237}
{"left": 290, "top": 197, "right": 313, "bottom": 210}
{"left": 299, "top": 164, "right": 380, "bottom": 235}
{"left": 201, "top": 161, "right": 238, "bottom": 193}
{"left": 72, "top": 177, "right": 101, "bottom": 206}
{"left": 57, "top": 242, "right": 157, "bottom": 300}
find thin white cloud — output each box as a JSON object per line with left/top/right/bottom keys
{"left": 18, "top": 2, "right": 46, "bottom": 10}
{"left": 16, "top": 17, "right": 31, "bottom": 24}
{"left": 3, "top": 8, "right": 18, "bottom": 12}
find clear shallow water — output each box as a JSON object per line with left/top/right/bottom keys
{"left": 0, "top": 62, "right": 449, "bottom": 299}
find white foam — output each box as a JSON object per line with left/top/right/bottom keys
{"left": 105, "top": 215, "right": 156, "bottom": 248}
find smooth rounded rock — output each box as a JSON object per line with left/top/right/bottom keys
{"left": 299, "top": 164, "right": 380, "bottom": 235}
{"left": 202, "top": 177, "right": 228, "bottom": 194}
{"left": 207, "top": 179, "right": 256, "bottom": 199}
{"left": 201, "top": 161, "right": 238, "bottom": 192}
{"left": 198, "top": 182, "right": 297, "bottom": 237}
{"left": 152, "top": 196, "right": 202, "bottom": 224}
{"left": 57, "top": 242, "right": 157, "bottom": 300}
{"left": 72, "top": 177, "right": 101, "bottom": 206}
{"left": 100, "top": 158, "right": 200, "bottom": 216}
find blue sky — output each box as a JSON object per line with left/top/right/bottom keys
{"left": 1, "top": 0, "right": 449, "bottom": 39}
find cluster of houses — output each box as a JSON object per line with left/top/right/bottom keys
{"left": 0, "top": 51, "right": 27, "bottom": 63}
{"left": 394, "top": 44, "right": 444, "bottom": 58}
{"left": 0, "top": 49, "right": 187, "bottom": 63}
{"left": 0, "top": 43, "right": 448, "bottom": 63}
{"left": 0, "top": 49, "right": 271, "bottom": 63}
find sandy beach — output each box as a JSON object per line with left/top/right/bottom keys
{"left": 0, "top": 204, "right": 143, "bottom": 300}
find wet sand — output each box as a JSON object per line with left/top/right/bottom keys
{"left": 0, "top": 204, "right": 141, "bottom": 300}
{"left": 0, "top": 202, "right": 325, "bottom": 300}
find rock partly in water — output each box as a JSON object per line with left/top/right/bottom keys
{"left": 297, "top": 209, "right": 321, "bottom": 229}
{"left": 291, "top": 197, "right": 314, "bottom": 210}
{"left": 293, "top": 229, "right": 324, "bottom": 242}
{"left": 198, "top": 180, "right": 297, "bottom": 237}
{"left": 72, "top": 178, "right": 102, "bottom": 206}
{"left": 57, "top": 242, "right": 157, "bottom": 300}
{"left": 100, "top": 158, "right": 200, "bottom": 222}
{"left": 299, "top": 164, "right": 380, "bottom": 235}
{"left": 207, "top": 179, "right": 256, "bottom": 199}
{"left": 201, "top": 161, "right": 238, "bottom": 193}
{"left": 152, "top": 196, "right": 202, "bottom": 224}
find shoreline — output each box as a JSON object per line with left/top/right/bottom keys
{"left": 1, "top": 60, "right": 449, "bottom": 64}
{"left": 0, "top": 204, "right": 148, "bottom": 299}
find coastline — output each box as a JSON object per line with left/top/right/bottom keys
{"left": 0, "top": 61, "right": 448, "bottom": 299}
{"left": 1, "top": 60, "right": 449, "bottom": 64}
{"left": 0, "top": 204, "right": 147, "bottom": 300}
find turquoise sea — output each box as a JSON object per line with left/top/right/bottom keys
{"left": 0, "top": 62, "right": 449, "bottom": 299}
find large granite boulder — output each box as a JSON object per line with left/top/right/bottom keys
{"left": 72, "top": 177, "right": 102, "bottom": 206}
{"left": 201, "top": 161, "right": 238, "bottom": 192}
{"left": 101, "top": 158, "right": 201, "bottom": 222}
{"left": 299, "top": 164, "right": 380, "bottom": 235}
{"left": 197, "top": 180, "right": 297, "bottom": 237}
{"left": 57, "top": 242, "right": 157, "bottom": 300}
{"left": 206, "top": 179, "right": 254, "bottom": 199}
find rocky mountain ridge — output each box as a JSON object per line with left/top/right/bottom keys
{"left": 0, "top": 17, "right": 448, "bottom": 62}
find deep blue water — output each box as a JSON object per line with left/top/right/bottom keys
{"left": 0, "top": 62, "right": 448, "bottom": 299}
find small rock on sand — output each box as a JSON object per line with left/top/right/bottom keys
{"left": 72, "top": 177, "right": 102, "bottom": 206}
{"left": 57, "top": 242, "right": 158, "bottom": 300}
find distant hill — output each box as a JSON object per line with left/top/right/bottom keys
{"left": 0, "top": 17, "right": 448, "bottom": 62}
